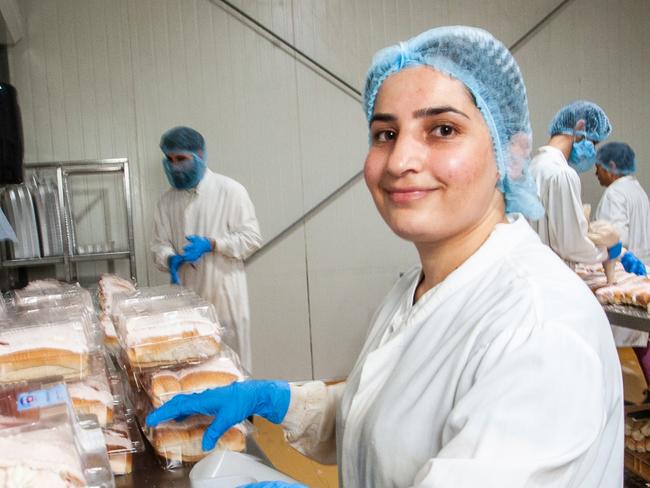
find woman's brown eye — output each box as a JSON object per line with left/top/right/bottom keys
{"left": 376, "top": 130, "right": 396, "bottom": 142}
{"left": 438, "top": 125, "right": 454, "bottom": 136}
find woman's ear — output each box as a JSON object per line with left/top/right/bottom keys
{"left": 574, "top": 119, "right": 586, "bottom": 133}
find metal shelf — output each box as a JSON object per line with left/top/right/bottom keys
{"left": 69, "top": 251, "right": 131, "bottom": 263}
{"left": 1, "top": 159, "right": 137, "bottom": 282}
{"left": 0, "top": 256, "right": 64, "bottom": 268}
{"left": 604, "top": 304, "right": 650, "bottom": 332}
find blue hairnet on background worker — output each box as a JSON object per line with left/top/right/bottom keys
{"left": 529, "top": 101, "right": 645, "bottom": 275}
{"left": 148, "top": 27, "right": 623, "bottom": 487}
{"left": 151, "top": 126, "right": 262, "bottom": 372}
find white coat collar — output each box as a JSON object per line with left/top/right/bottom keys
{"left": 191, "top": 169, "right": 215, "bottom": 195}
{"left": 407, "top": 214, "right": 532, "bottom": 320}
{"left": 538, "top": 145, "right": 569, "bottom": 167}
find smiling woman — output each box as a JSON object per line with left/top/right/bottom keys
{"left": 146, "top": 26, "right": 624, "bottom": 488}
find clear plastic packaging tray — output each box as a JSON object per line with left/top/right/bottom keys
{"left": 68, "top": 353, "right": 125, "bottom": 428}
{"left": 109, "top": 285, "right": 198, "bottom": 320}
{"left": 102, "top": 413, "right": 144, "bottom": 476}
{"left": 97, "top": 274, "right": 137, "bottom": 318}
{"left": 142, "top": 413, "right": 248, "bottom": 470}
{"left": 0, "top": 379, "right": 115, "bottom": 487}
{"left": 113, "top": 298, "right": 222, "bottom": 372}
{"left": 0, "top": 308, "right": 97, "bottom": 384}
{"left": 142, "top": 350, "right": 246, "bottom": 408}
{"left": 9, "top": 282, "right": 95, "bottom": 316}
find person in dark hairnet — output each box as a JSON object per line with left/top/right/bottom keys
{"left": 151, "top": 126, "right": 262, "bottom": 371}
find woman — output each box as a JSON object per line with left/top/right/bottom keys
{"left": 147, "top": 26, "right": 623, "bottom": 487}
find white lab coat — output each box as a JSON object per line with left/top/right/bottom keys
{"left": 282, "top": 215, "right": 623, "bottom": 487}
{"left": 595, "top": 175, "right": 650, "bottom": 347}
{"left": 529, "top": 146, "right": 608, "bottom": 265}
{"left": 595, "top": 175, "right": 650, "bottom": 265}
{"left": 151, "top": 169, "right": 262, "bottom": 372}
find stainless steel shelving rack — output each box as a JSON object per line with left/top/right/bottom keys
{"left": 0, "top": 158, "right": 136, "bottom": 282}
{"left": 605, "top": 305, "right": 650, "bottom": 332}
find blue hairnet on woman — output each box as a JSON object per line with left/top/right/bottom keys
{"left": 147, "top": 26, "right": 623, "bottom": 488}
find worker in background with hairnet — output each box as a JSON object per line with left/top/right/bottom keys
{"left": 594, "top": 141, "right": 649, "bottom": 349}
{"left": 529, "top": 101, "right": 646, "bottom": 275}
{"left": 148, "top": 27, "right": 623, "bottom": 487}
{"left": 151, "top": 126, "right": 262, "bottom": 372}
{"left": 594, "top": 142, "right": 649, "bottom": 267}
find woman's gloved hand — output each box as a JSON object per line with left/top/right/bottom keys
{"left": 182, "top": 235, "right": 214, "bottom": 263}
{"left": 146, "top": 380, "right": 291, "bottom": 451}
{"left": 238, "top": 483, "right": 308, "bottom": 488}
{"left": 622, "top": 251, "right": 647, "bottom": 276}
{"left": 168, "top": 254, "right": 185, "bottom": 284}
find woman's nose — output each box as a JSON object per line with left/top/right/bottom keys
{"left": 386, "top": 135, "right": 425, "bottom": 176}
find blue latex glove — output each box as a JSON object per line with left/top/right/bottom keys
{"left": 238, "top": 483, "right": 308, "bottom": 488}
{"left": 182, "top": 235, "right": 213, "bottom": 263}
{"left": 168, "top": 254, "right": 185, "bottom": 284}
{"left": 622, "top": 251, "right": 647, "bottom": 276}
{"left": 146, "top": 380, "right": 291, "bottom": 451}
{"left": 608, "top": 241, "right": 623, "bottom": 260}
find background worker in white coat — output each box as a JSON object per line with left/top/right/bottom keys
{"left": 594, "top": 142, "right": 649, "bottom": 268}
{"left": 529, "top": 101, "right": 645, "bottom": 275}
{"left": 151, "top": 126, "right": 262, "bottom": 372}
{"left": 148, "top": 27, "right": 623, "bottom": 488}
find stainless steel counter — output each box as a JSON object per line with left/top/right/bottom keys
{"left": 604, "top": 304, "right": 650, "bottom": 332}
{"left": 116, "top": 437, "right": 270, "bottom": 488}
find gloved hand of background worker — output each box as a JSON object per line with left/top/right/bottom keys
{"left": 146, "top": 380, "right": 291, "bottom": 451}
{"left": 622, "top": 251, "right": 647, "bottom": 276}
{"left": 238, "top": 482, "right": 308, "bottom": 488}
{"left": 607, "top": 241, "right": 623, "bottom": 260}
{"left": 182, "top": 234, "right": 214, "bottom": 263}
{"left": 168, "top": 254, "right": 185, "bottom": 284}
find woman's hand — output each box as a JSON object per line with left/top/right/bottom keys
{"left": 146, "top": 380, "right": 291, "bottom": 450}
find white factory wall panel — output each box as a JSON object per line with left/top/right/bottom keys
{"left": 516, "top": 0, "right": 650, "bottom": 212}
{"left": 305, "top": 180, "right": 418, "bottom": 380}
{"left": 246, "top": 230, "right": 312, "bottom": 380}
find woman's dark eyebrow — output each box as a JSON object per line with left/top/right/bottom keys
{"left": 413, "top": 106, "right": 469, "bottom": 119}
{"left": 369, "top": 113, "right": 397, "bottom": 125}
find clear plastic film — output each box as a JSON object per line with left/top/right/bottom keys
{"left": 132, "top": 345, "right": 250, "bottom": 470}
{"left": 102, "top": 413, "right": 144, "bottom": 476}
{"left": 112, "top": 291, "right": 222, "bottom": 372}
{"left": 141, "top": 344, "right": 247, "bottom": 408}
{"left": 0, "top": 306, "right": 99, "bottom": 384}
{"left": 0, "top": 378, "right": 115, "bottom": 487}
{"left": 8, "top": 282, "right": 95, "bottom": 316}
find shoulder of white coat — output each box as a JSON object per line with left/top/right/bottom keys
{"left": 499, "top": 229, "right": 608, "bottom": 339}
{"left": 208, "top": 171, "right": 247, "bottom": 192}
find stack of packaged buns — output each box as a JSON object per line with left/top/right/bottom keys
{"left": 574, "top": 262, "right": 650, "bottom": 313}
{"left": 0, "top": 275, "right": 144, "bottom": 478}
{"left": 109, "top": 285, "right": 249, "bottom": 469}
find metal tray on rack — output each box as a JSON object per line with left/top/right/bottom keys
{"left": 1, "top": 184, "right": 41, "bottom": 259}
{"left": 29, "top": 177, "right": 64, "bottom": 257}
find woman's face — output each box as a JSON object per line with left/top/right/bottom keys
{"left": 364, "top": 66, "right": 501, "bottom": 246}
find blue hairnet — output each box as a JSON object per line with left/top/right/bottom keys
{"left": 160, "top": 126, "right": 205, "bottom": 154}
{"left": 596, "top": 142, "right": 636, "bottom": 175}
{"left": 362, "top": 26, "right": 544, "bottom": 220}
{"left": 548, "top": 100, "right": 611, "bottom": 142}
